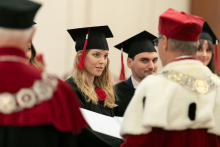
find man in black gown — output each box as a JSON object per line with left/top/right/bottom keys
{"left": 0, "top": 1, "right": 88, "bottom": 147}
{"left": 114, "top": 31, "right": 158, "bottom": 117}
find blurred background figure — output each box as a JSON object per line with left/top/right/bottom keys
{"left": 26, "top": 43, "right": 38, "bottom": 66}
{"left": 36, "top": 53, "right": 46, "bottom": 70}
{"left": 25, "top": 22, "right": 38, "bottom": 67}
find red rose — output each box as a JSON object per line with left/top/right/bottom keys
{"left": 95, "top": 88, "right": 107, "bottom": 101}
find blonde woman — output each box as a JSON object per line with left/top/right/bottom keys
{"left": 66, "top": 26, "right": 116, "bottom": 116}
{"left": 66, "top": 26, "right": 121, "bottom": 147}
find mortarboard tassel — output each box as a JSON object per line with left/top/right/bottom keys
{"left": 76, "top": 27, "right": 90, "bottom": 70}
{"left": 215, "top": 40, "right": 219, "bottom": 69}
{"left": 119, "top": 43, "right": 126, "bottom": 80}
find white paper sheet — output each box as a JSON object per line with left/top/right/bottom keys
{"left": 80, "top": 108, "right": 122, "bottom": 139}
{"left": 114, "top": 117, "right": 123, "bottom": 126}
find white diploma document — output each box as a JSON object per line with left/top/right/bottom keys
{"left": 80, "top": 108, "right": 123, "bottom": 139}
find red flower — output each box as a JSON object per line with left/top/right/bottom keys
{"left": 95, "top": 88, "right": 107, "bottom": 101}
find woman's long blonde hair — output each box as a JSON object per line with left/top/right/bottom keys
{"left": 72, "top": 50, "right": 116, "bottom": 108}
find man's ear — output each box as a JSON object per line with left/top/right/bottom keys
{"left": 127, "top": 58, "right": 133, "bottom": 69}
{"left": 163, "top": 35, "right": 169, "bottom": 52}
{"left": 28, "top": 27, "right": 36, "bottom": 44}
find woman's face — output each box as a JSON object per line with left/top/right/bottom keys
{"left": 26, "top": 43, "right": 32, "bottom": 60}
{"left": 84, "top": 49, "right": 109, "bottom": 77}
{"left": 196, "top": 40, "right": 212, "bottom": 66}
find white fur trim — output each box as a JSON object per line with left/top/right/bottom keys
{"left": 120, "top": 60, "right": 220, "bottom": 139}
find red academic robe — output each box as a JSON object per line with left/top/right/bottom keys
{"left": 0, "top": 47, "right": 88, "bottom": 146}
{"left": 121, "top": 128, "right": 220, "bottom": 147}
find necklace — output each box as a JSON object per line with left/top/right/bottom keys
{"left": 0, "top": 55, "right": 29, "bottom": 64}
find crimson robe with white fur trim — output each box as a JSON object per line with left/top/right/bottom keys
{"left": 0, "top": 47, "right": 88, "bottom": 147}
{"left": 120, "top": 59, "right": 220, "bottom": 139}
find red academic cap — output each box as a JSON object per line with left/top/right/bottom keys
{"left": 158, "top": 8, "right": 204, "bottom": 41}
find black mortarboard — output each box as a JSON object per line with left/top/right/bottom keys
{"left": 115, "top": 31, "right": 157, "bottom": 81}
{"left": 114, "top": 31, "right": 157, "bottom": 59}
{"left": 67, "top": 25, "right": 113, "bottom": 52}
{"left": 199, "top": 22, "right": 219, "bottom": 44}
{"left": 0, "top": 0, "right": 41, "bottom": 29}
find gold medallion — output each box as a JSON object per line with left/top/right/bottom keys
{"left": 173, "top": 72, "right": 182, "bottom": 82}
{"left": 195, "top": 79, "right": 208, "bottom": 94}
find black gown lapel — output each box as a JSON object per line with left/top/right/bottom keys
{"left": 124, "top": 76, "right": 134, "bottom": 88}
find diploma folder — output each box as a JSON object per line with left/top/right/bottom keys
{"left": 80, "top": 108, "right": 122, "bottom": 139}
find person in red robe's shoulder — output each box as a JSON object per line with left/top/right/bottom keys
{"left": 120, "top": 8, "right": 220, "bottom": 147}
{"left": 0, "top": 0, "right": 87, "bottom": 147}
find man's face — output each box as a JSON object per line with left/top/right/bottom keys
{"left": 127, "top": 52, "right": 158, "bottom": 82}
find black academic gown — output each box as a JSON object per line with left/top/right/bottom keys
{"left": 66, "top": 77, "right": 122, "bottom": 147}
{"left": 114, "top": 76, "right": 135, "bottom": 117}
{"left": 66, "top": 77, "right": 114, "bottom": 116}
{"left": 0, "top": 125, "right": 78, "bottom": 147}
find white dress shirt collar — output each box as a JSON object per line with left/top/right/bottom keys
{"left": 131, "top": 76, "right": 140, "bottom": 89}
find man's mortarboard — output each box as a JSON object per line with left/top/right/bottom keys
{"left": 67, "top": 25, "right": 113, "bottom": 70}
{"left": 0, "top": 0, "right": 41, "bottom": 29}
{"left": 114, "top": 31, "right": 157, "bottom": 58}
{"left": 114, "top": 31, "right": 157, "bottom": 80}
{"left": 200, "top": 22, "right": 219, "bottom": 69}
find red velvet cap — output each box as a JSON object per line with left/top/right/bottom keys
{"left": 159, "top": 8, "right": 204, "bottom": 41}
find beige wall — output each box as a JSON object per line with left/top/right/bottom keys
{"left": 33, "top": 0, "right": 191, "bottom": 79}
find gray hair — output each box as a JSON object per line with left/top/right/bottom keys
{"left": 159, "top": 34, "right": 199, "bottom": 56}
{"left": 0, "top": 27, "right": 34, "bottom": 44}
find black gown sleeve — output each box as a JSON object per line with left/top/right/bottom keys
{"left": 77, "top": 127, "right": 122, "bottom": 147}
